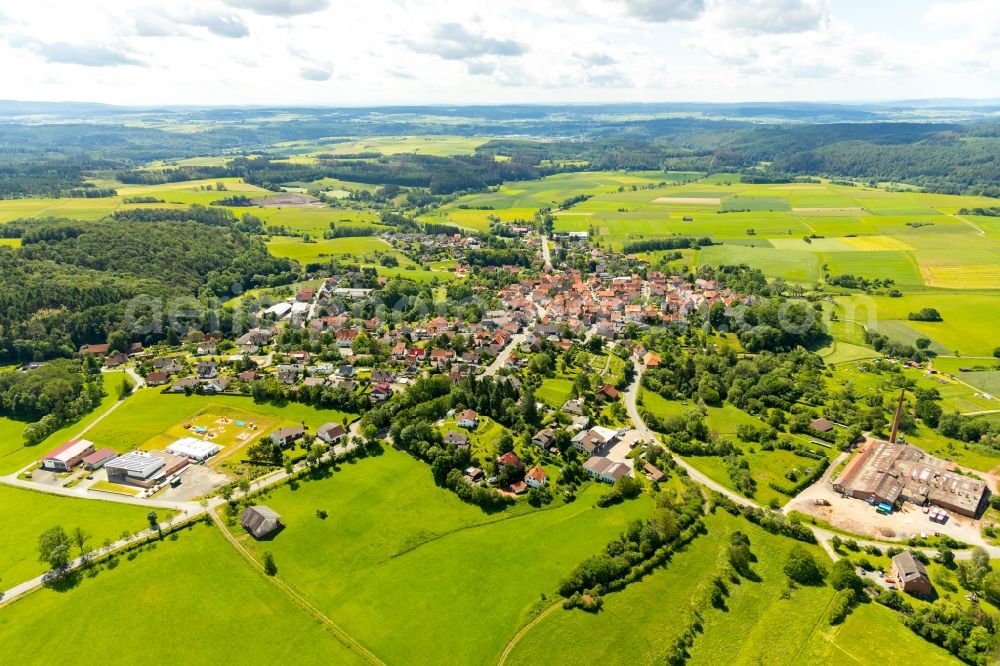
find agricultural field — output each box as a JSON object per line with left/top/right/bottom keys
{"left": 269, "top": 135, "right": 493, "bottom": 158}
{"left": 223, "top": 447, "right": 652, "bottom": 665}
{"left": 0, "top": 522, "right": 365, "bottom": 665}
{"left": 0, "top": 485, "right": 156, "bottom": 585}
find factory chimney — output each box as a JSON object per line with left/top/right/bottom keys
{"left": 889, "top": 389, "right": 905, "bottom": 444}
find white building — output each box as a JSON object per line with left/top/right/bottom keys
{"left": 264, "top": 302, "right": 293, "bottom": 319}
{"left": 166, "top": 437, "right": 222, "bottom": 462}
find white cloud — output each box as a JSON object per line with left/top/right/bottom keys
{"left": 300, "top": 65, "right": 332, "bottom": 81}
{"left": 619, "top": 0, "right": 705, "bottom": 22}
{"left": 408, "top": 23, "right": 528, "bottom": 60}
{"left": 708, "top": 0, "right": 829, "bottom": 35}
{"left": 0, "top": 0, "right": 992, "bottom": 105}
{"left": 223, "top": 0, "right": 330, "bottom": 16}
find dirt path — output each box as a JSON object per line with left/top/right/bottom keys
{"left": 496, "top": 601, "right": 562, "bottom": 665}
{"left": 209, "top": 510, "right": 385, "bottom": 665}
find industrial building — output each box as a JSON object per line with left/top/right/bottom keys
{"left": 833, "top": 437, "right": 989, "bottom": 518}
{"left": 832, "top": 390, "right": 989, "bottom": 518}
{"left": 105, "top": 450, "right": 188, "bottom": 488}
{"left": 39, "top": 439, "right": 96, "bottom": 472}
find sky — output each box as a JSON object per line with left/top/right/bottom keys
{"left": 0, "top": 0, "right": 996, "bottom": 106}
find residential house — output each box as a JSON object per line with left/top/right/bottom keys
{"left": 643, "top": 462, "right": 667, "bottom": 483}
{"left": 201, "top": 376, "right": 232, "bottom": 393}
{"left": 596, "top": 383, "right": 620, "bottom": 401}
{"left": 525, "top": 467, "right": 548, "bottom": 488}
{"left": 277, "top": 364, "right": 303, "bottom": 385}
{"left": 532, "top": 428, "right": 555, "bottom": 449}
{"left": 170, "top": 376, "right": 200, "bottom": 392}
{"left": 562, "top": 398, "right": 585, "bottom": 416}
{"left": 146, "top": 371, "right": 170, "bottom": 386}
{"left": 317, "top": 423, "right": 346, "bottom": 444}
{"left": 370, "top": 382, "right": 393, "bottom": 403}
{"left": 497, "top": 451, "right": 525, "bottom": 473}
{"left": 270, "top": 425, "right": 305, "bottom": 448}
{"left": 371, "top": 369, "right": 396, "bottom": 384}
{"left": 583, "top": 456, "right": 631, "bottom": 483}
{"left": 195, "top": 361, "right": 218, "bottom": 379}
{"left": 457, "top": 409, "right": 479, "bottom": 429}
{"left": 892, "top": 552, "right": 933, "bottom": 595}
{"left": 444, "top": 430, "right": 470, "bottom": 447}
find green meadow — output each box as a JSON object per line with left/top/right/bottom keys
{"left": 508, "top": 509, "right": 952, "bottom": 665}
{"left": 0, "top": 522, "right": 365, "bottom": 665}
{"left": 640, "top": 390, "right": 836, "bottom": 505}
{"left": 0, "top": 484, "right": 155, "bottom": 585}
{"left": 225, "top": 447, "right": 652, "bottom": 665}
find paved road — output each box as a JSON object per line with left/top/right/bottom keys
{"left": 540, "top": 234, "right": 552, "bottom": 271}
{"left": 482, "top": 333, "right": 526, "bottom": 377}
{"left": 624, "top": 364, "right": 754, "bottom": 508}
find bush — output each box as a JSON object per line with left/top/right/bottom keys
{"left": 783, "top": 545, "right": 825, "bottom": 585}
{"left": 827, "top": 588, "right": 856, "bottom": 625}
{"left": 262, "top": 550, "right": 277, "bottom": 576}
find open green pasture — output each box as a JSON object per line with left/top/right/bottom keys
{"left": 835, "top": 292, "right": 1000, "bottom": 357}
{"left": 226, "top": 447, "right": 652, "bottom": 665}
{"left": 0, "top": 484, "right": 156, "bottom": 585}
{"left": 0, "top": 522, "right": 364, "bottom": 665}
{"left": 266, "top": 235, "right": 409, "bottom": 265}
{"left": 510, "top": 509, "right": 947, "bottom": 666}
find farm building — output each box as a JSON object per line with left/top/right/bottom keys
{"left": 891, "top": 552, "right": 933, "bottom": 595}
{"left": 241, "top": 505, "right": 283, "bottom": 539}
{"left": 165, "top": 437, "right": 222, "bottom": 462}
{"left": 832, "top": 437, "right": 989, "bottom": 518}
{"left": 809, "top": 417, "right": 835, "bottom": 433}
{"left": 39, "top": 439, "right": 96, "bottom": 472}
{"left": 83, "top": 448, "right": 118, "bottom": 471}
{"left": 583, "top": 456, "right": 631, "bottom": 483}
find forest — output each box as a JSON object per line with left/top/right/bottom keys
{"left": 0, "top": 216, "right": 295, "bottom": 362}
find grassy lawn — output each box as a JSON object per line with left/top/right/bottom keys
{"left": 537, "top": 377, "right": 574, "bottom": 407}
{"left": 800, "top": 599, "right": 959, "bottom": 664}
{"left": 0, "top": 485, "right": 156, "bottom": 585}
{"left": 224, "top": 447, "right": 652, "bottom": 665}
{"left": 0, "top": 522, "right": 365, "bottom": 665}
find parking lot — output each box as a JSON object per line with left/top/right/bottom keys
{"left": 602, "top": 429, "right": 645, "bottom": 471}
